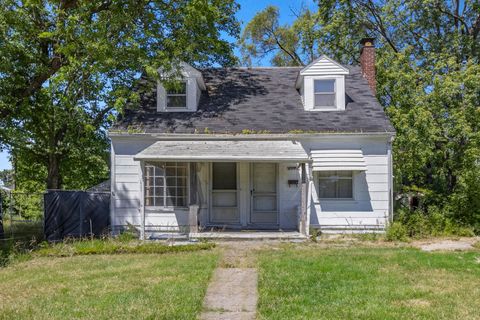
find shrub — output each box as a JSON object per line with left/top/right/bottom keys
{"left": 392, "top": 206, "right": 475, "bottom": 239}
{"left": 309, "top": 227, "right": 319, "bottom": 242}
{"left": 385, "top": 221, "right": 409, "bottom": 242}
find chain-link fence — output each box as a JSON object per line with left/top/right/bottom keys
{"left": 0, "top": 190, "right": 44, "bottom": 243}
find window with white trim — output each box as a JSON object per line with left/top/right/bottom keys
{"left": 144, "top": 162, "right": 188, "bottom": 207}
{"left": 165, "top": 82, "right": 187, "bottom": 108}
{"left": 314, "top": 79, "right": 336, "bottom": 108}
{"left": 317, "top": 171, "right": 353, "bottom": 199}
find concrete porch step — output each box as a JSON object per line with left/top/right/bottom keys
{"left": 189, "top": 231, "right": 307, "bottom": 241}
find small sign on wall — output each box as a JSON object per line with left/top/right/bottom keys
{"left": 287, "top": 165, "right": 300, "bottom": 188}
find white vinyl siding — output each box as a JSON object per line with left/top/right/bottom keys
{"left": 110, "top": 134, "right": 392, "bottom": 233}
{"left": 305, "top": 137, "right": 391, "bottom": 230}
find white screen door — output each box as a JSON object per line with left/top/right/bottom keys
{"left": 210, "top": 162, "right": 240, "bottom": 224}
{"left": 250, "top": 163, "right": 278, "bottom": 225}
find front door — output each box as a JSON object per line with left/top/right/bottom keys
{"left": 210, "top": 162, "right": 240, "bottom": 225}
{"left": 250, "top": 163, "right": 278, "bottom": 226}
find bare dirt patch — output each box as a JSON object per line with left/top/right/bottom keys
{"left": 413, "top": 237, "right": 479, "bottom": 252}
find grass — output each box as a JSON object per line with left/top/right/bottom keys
{"left": 34, "top": 239, "right": 215, "bottom": 257}
{"left": 0, "top": 250, "right": 219, "bottom": 320}
{"left": 1, "top": 219, "right": 44, "bottom": 267}
{"left": 1, "top": 218, "right": 44, "bottom": 241}
{"left": 257, "top": 244, "right": 480, "bottom": 320}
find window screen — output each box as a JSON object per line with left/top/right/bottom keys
{"left": 314, "top": 79, "right": 336, "bottom": 108}
{"left": 166, "top": 82, "right": 187, "bottom": 108}
{"left": 145, "top": 162, "right": 188, "bottom": 207}
{"left": 318, "top": 171, "right": 353, "bottom": 199}
{"left": 212, "top": 163, "right": 237, "bottom": 190}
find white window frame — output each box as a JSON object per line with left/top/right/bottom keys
{"left": 144, "top": 162, "right": 189, "bottom": 209}
{"left": 314, "top": 79, "right": 336, "bottom": 109}
{"left": 316, "top": 171, "right": 354, "bottom": 200}
{"left": 165, "top": 81, "right": 188, "bottom": 110}
{"left": 157, "top": 78, "right": 199, "bottom": 113}
{"left": 303, "top": 75, "right": 346, "bottom": 111}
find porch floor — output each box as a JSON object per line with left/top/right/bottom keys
{"left": 189, "top": 230, "right": 307, "bottom": 241}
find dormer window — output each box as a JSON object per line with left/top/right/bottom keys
{"left": 166, "top": 82, "right": 187, "bottom": 109}
{"left": 314, "top": 79, "right": 336, "bottom": 108}
{"left": 296, "top": 55, "right": 349, "bottom": 111}
{"left": 157, "top": 62, "right": 206, "bottom": 113}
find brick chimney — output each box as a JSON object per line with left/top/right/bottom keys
{"left": 360, "top": 37, "right": 376, "bottom": 95}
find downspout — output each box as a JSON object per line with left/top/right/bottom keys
{"left": 387, "top": 136, "right": 394, "bottom": 224}
{"left": 110, "top": 143, "right": 115, "bottom": 236}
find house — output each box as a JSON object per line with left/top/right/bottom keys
{"left": 109, "top": 38, "right": 395, "bottom": 239}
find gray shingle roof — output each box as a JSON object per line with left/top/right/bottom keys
{"left": 113, "top": 66, "right": 395, "bottom": 134}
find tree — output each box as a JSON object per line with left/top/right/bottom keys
{"left": 240, "top": 1, "right": 480, "bottom": 231}
{"left": 0, "top": 0, "right": 239, "bottom": 190}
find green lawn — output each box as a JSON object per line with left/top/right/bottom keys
{"left": 0, "top": 251, "right": 218, "bottom": 320}
{"left": 257, "top": 245, "right": 480, "bottom": 320}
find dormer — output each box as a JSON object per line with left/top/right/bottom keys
{"left": 296, "top": 55, "right": 349, "bottom": 111}
{"left": 157, "top": 62, "right": 206, "bottom": 112}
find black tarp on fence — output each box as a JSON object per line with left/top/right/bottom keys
{"left": 44, "top": 191, "right": 110, "bottom": 241}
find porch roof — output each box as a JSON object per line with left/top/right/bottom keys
{"left": 311, "top": 149, "right": 367, "bottom": 171}
{"left": 134, "top": 140, "right": 310, "bottom": 162}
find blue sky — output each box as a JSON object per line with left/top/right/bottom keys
{"left": 0, "top": 0, "right": 316, "bottom": 171}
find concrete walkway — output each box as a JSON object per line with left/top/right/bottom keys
{"left": 200, "top": 268, "right": 258, "bottom": 320}
{"left": 200, "top": 242, "right": 263, "bottom": 320}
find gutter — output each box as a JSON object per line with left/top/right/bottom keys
{"left": 108, "top": 131, "right": 396, "bottom": 140}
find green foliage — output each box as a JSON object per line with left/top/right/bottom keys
{"left": 241, "top": 1, "right": 480, "bottom": 233}
{"left": 385, "top": 221, "right": 409, "bottom": 242}
{"left": 0, "top": 169, "right": 13, "bottom": 188}
{"left": 240, "top": 129, "right": 272, "bottom": 134}
{"left": 354, "top": 232, "right": 381, "bottom": 241}
{"left": 1, "top": 190, "right": 44, "bottom": 220}
{"left": 309, "top": 227, "right": 319, "bottom": 242}
{"left": 116, "top": 223, "right": 138, "bottom": 242}
{"left": 0, "top": 0, "right": 240, "bottom": 190}
{"left": 392, "top": 207, "right": 475, "bottom": 239}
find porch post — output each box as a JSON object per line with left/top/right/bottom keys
{"left": 189, "top": 205, "right": 199, "bottom": 233}
{"left": 300, "top": 163, "right": 307, "bottom": 235}
{"left": 140, "top": 161, "right": 146, "bottom": 240}
{"left": 188, "top": 163, "right": 199, "bottom": 234}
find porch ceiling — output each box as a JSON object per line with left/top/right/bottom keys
{"left": 133, "top": 140, "right": 310, "bottom": 162}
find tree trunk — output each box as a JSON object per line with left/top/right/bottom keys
{"left": 46, "top": 154, "right": 62, "bottom": 190}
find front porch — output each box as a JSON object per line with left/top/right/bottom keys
{"left": 189, "top": 230, "right": 307, "bottom": 241}
{"left": 133, "top": 140, "right": 311, "bottom": 239}
{"left": 144, "top": 229, "right": 307, "bottom": 241}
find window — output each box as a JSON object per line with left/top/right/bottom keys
{"left": 166, "top": 82, "right": 187, "bottom": 108}
{"left": 318, "top": 171, "right": 353, "bottom": 199}
{"left": 144, "top": 162, "right": 188, "bottom": 207}
{"left": 314, "top": 79, "right": 336, "bottom": 108}
{"left": 212, "top": 163, "right": 237, "bottom": 190}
